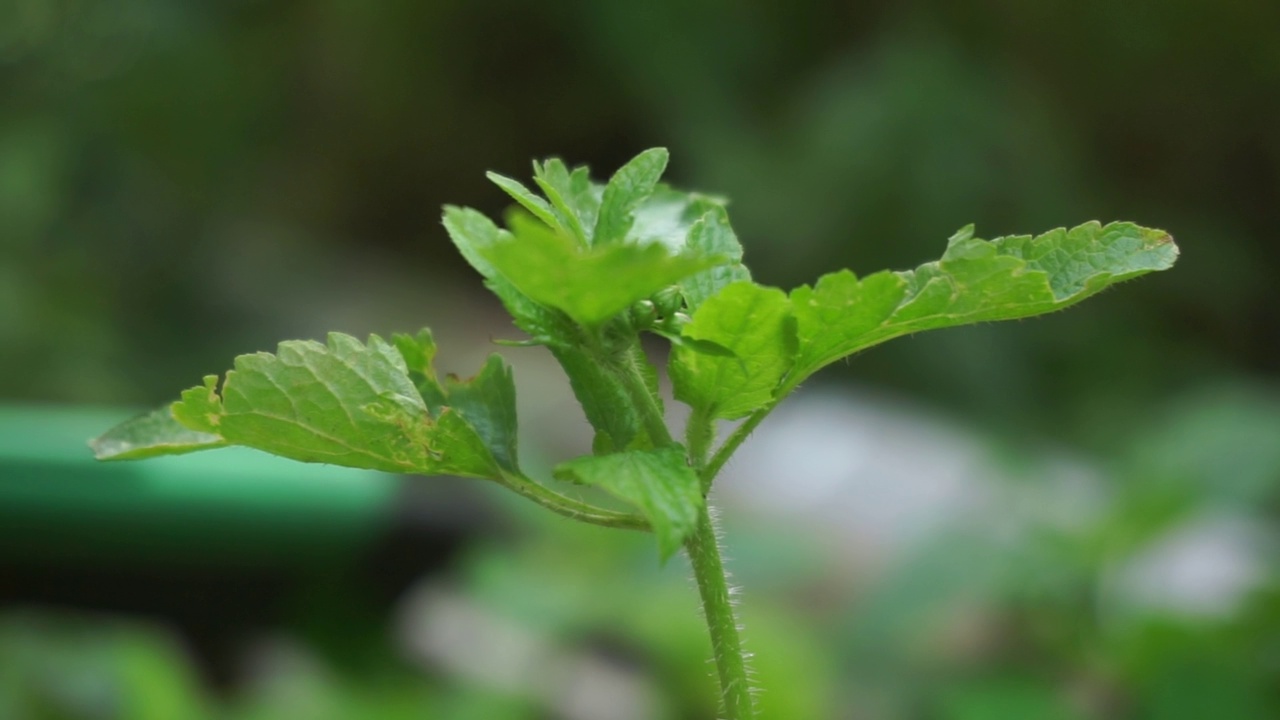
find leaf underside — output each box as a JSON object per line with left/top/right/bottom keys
{"left": 554, "top": 444, "right": 703, "bottom": 560}
{"left": 90, "top": 407, "right": 226, "bottom": 460}
{"left": 94, "top": 331, "right": 518, "bottom": 481}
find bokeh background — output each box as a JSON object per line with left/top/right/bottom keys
{"left": 3, "top": 1, "right": 1279, "bottom": 718}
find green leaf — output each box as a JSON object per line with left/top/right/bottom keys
{"left": 593, "top": 147, "right": 669, "bottom": 246}
{"left": 566, "top": 165, "right": 601, "bottom": 238}
{"left": 671, "top": 281, "right": 796, "bottom": 420}
{"left": 486, "top": 171, "right": 560, "bottom": 230}
{"left": 554, "top": 445, "right": 703, "bottom": 559}
{"left": 155, "top": 333, "right": 511, "bottom": 478}
{"left": 788, "top": 221, "right": 1179, "bottom": 385}
{"left": 91, "top": 406, "right": 226, "bottom": 460}
{"left": 483, "top": 213, "right": 717, "bottom": 328}
{"left": 680, "top": 205, "right": 752, "bottom": 311}
{"left": 533, "top": 158, "right": 592, "bottom": 245}
{"left": 442, "top": 205, "right": 579, "bottom": 346}
{"left": 442, "top": 362, "right": 520, "bottom": 471}
{"left": 627, "top": 185, "right": 727, "bottom": 250}
{"left": 172, "top": 375, "right": 224, "bottom": 433}
{"left": 442, "top": 205, "right": 509, "bottom": 280}
{"left": 390, "top": 329, "right": 520, "bottom": 471}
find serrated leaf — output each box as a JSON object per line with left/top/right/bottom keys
{"left": 680, "top": 205, "right": 751, "bottom": 311}
{"left": 554, "top": 445, "right": 702, "bottom": 560}
{"left": 441, "top": 358, "right": 519, "bottom": 470}
{"left": 391, "top": 329, "right": 522, "bottom": 473}
{"left": 671, "top": 281, "right": 796, "bottom": 420}
{"left": 172, "top": 375, "right": 223, "bottom": 433}
{"left": 91, "top": 406, "right": 226, "bottom": 460}
{"left": 135, "top": 333, "right": 515, "bottom": 478}
{"left": 483, "top": 213, "right": 718, "bottom": 328}
{"left": 593, "top": 147, "right": 669, "bottom": 246}
{"left": 438, "top": 363, "right": 520, "bottom": 470}
{"left": 788, "top": 221, "right": 1179, "bottom": 385}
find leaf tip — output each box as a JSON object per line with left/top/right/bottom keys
{"left": 947, "top": 224, "right": 976, "bottom": 247}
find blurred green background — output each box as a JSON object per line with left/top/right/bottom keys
{"left": 2, "top": 1, "right": 1279, "bottom": 718}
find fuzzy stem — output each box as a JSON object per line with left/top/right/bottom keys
{"left": 685, "top": 503, "right": 755, "bottom": 719}
{"left": 614, "top": 345, "right": 755, "bottom": 715}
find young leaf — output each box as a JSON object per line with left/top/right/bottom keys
{"left": 533, "top": 158, "right": 592, "bottom": 245}
{"left": 486, "top": 171, "right": 560, "bottom": 230}
{"left": 482, "top": 213, "right": 718, "bottom": 328}
{"left": 442, "top": 205, "right": 510, "bottom": 281}
{"left": 554, "top": 445, "right": 703, "bottom": 559}
{"left": 787, "top": 221, "right": 1179, "bottom": 386}
{"left": 593, "top": 147, "right": 669, "bottom": 246}
{"left": 671, "top": 281, "right": 796, "bottom": 420}
{"left": 566, "top": 165, "right": 602, "bottom": 237}
{"left": 680, "top": 205, "right": 752, "bottom": 312}
{"left": 442, "top": 205, "right": 579, "bottom": 346}
{"left": 91, "top": 406, "right": 226, "bottom": 460}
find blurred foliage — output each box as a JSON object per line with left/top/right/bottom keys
{"left": 3, "top": 380, "right": 1280, "bottom": 718}
{"left": 2, "top": 0, "right": 1278, "bottom": 718}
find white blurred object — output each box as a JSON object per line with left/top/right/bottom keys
{"left": 1106, "top": 512, "right": 1270, "bottom": 619}
{"left": 395, "top": 582, "right": 658, "bottom": 720}
{"left": 718, "top": 383, "right": 1272, "bottom": 619}
{"left": 721, "top": 386, "right": 1003, "bottom": 570}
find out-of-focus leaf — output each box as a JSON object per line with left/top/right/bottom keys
{"left": 90, "top": 406, "right": 225, "bottom": 460}
{"left": 482, "top": 214, "right": 716, "bottom": 328}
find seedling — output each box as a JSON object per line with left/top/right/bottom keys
{"left": 94, "top": 148, "right": 1178, "bottom": 718}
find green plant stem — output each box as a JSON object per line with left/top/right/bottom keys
{"left": 685, "top": 405, "right": 715, "bottom": 473}
{"left": 500, "top": 471, "right": 650, "bottom": 530}
{"left": 685, "top": 504, "right": 755, "bottom": 719}
{"left": 613, "top": 344, "right": 675, "bottom": 446}
{"left": 612, "top": 347, "right": 754, "bottom": 716}
{"left": 701, "top": 403, "right": 774, "bottom": 491}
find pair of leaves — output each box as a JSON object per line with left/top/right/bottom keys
{"left": 672, "top": 221, "right": 1180, "bottom": 422}
{"left": 94, "top": 331, "right": 519, "bottom": 481}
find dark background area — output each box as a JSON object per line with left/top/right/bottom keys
{"left": 3, "top": 1, "right": 1279, "bottom": 718}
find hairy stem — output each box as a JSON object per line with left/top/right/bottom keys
{"left": 686, "top": 504, "right": 755, "bottom": 719}
{"left": 500, "top": 471, "right": 650, "bottom": 530}
{"left": 614, "top": 345, "right": 755, "bottom": 716}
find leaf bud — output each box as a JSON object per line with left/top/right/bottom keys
{"left": 651, "top": 286, "right": 683, "bottom": 317}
